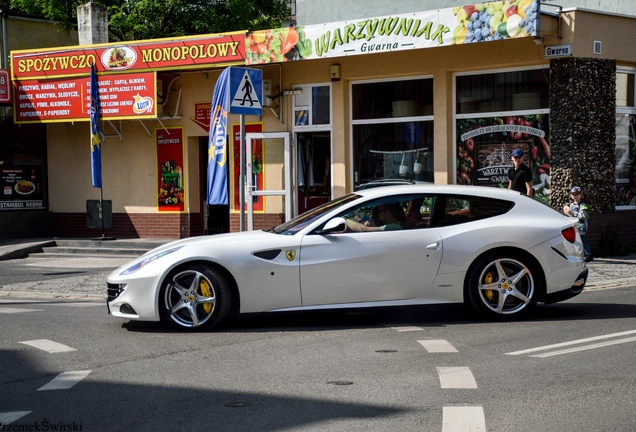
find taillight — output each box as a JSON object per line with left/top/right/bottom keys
{"left": 562, "top": 226, "right": 577, "bottom": 243}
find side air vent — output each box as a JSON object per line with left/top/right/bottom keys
{"left": 253, "top": 249, "right": 282, "bottom": 260}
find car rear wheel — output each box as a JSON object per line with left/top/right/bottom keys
{"left": 160, "top": 264, "right": 230, "bottom": 331}
{"left": 465, "top": 252, "right": 539, "bottom": 319}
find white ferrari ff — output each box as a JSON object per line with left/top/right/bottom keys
{"left": 107, "top": 185, "right": 588, "bottom": 331}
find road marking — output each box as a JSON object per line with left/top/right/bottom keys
{"left": 437, "top": 367, "right": 478, "bottom": 389}
{"left": 391, "top": 326, "right": 426, "bottom": 332}
{"left": 531, "top": 336, "right": 636, "bottom": 358}
{"left": 505, "top": 329, "right": 636, "bottom": 356}
{"left": 0, "top": 306, "right": 41, "bottom": 314}
{"left": 47, "top": 302, "right": 102, "bottom": 307}
{"left": 37, "top": 370, "right": 91, "bottom": 391}
{"left": 20, "top": 339, "right": 77, "bottom": 353}
{"left": 419, "top": 339, "right": 459, "bottom": 353}
{"left": 443, "top": 406, "right": 486, "bottom": 432}
{"left": 0, "top": 411, "right": 31, "bottom": 425}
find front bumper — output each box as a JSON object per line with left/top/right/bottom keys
{"left": 544, "top": 267, "right": 588, "bottom": 304}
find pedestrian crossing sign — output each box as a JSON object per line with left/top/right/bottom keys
{"left": 229, "top": 67, "right": 263, "bottom": 116}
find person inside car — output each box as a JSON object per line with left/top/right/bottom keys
{"left": 345, "top": 203, "right": 405, "bottom": 232}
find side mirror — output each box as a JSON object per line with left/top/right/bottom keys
{"left": 316, "top": 217, "right": 347, "bottom": 234}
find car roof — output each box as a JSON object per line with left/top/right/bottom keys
{"left": 355, "top": 178, "right": 429, "bottom": 190}
{"left": 353, "top": 184, "right": 523, "bottom": 200}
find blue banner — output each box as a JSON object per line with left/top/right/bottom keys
{"left": 90, "top": 63, "right": 102, "bottom": 189}
{"left": 207, "top": 68, "right": 230, "bottom": 205}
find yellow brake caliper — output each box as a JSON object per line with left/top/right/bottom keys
{"left": 199, "top": 279, "right": 213, "bottom": 313}
{"left": 484, "top": 271, "right": 495, "bottom": 301}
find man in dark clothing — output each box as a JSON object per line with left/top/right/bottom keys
{"left": 508, "top": 148, "right": 533, "bottom": 195}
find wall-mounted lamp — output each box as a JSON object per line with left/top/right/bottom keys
{"left": 533, "top": 37, "right": 543, "bottom": 45}
{"left": 331, "top": 64, "right": 341, "bottom": 82}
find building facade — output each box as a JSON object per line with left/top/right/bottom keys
{"left": 6, "top": 1, "right": 636, "bottom": 249}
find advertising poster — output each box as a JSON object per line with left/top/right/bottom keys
{"left": 231, "top": 122, "right": 264, "bottom": 212}
{"left": 456, "top": 114, "right": 551, "bottom": 203}
{"left": 0, "top": 166, "right": 44, "bottom": 210}
{"left": 156, "top": 127, "right": 185, "bottom": 212}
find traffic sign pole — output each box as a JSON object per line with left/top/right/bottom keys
{"left": 239, "top": 115, "right": 245, "bottom": 231}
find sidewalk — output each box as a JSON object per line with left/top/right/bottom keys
{"left": 585, "top": 255, "right": 636, "bottom": 290}
{"left": 0, "top": 237, "right": 173, "bottom": 261}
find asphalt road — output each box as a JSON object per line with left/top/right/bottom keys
{"left": 1, "top": 258, "right": 636, "bottom": 431}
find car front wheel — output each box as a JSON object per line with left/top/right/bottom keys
{"left": 160, "top": 264, "right": 230, "bottom": 331}
{"left": 465, "top": 253, "right": 539, "bottom": 319}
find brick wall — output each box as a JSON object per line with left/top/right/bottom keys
{"left": 585, "top": 210, "right": 636, "bottom": 249}
{"left": 54, "top": 212, "right": 203, "bottom": 238}
{"left": 229, "top": 212, "right": 285, "bottom": 232}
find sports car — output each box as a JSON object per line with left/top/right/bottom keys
{"left": 107, "top": 184, "right": 588, "bottom": 331}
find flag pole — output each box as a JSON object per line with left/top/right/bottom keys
{"left": 89, "top": 62, "right": 114, "bottom": 241}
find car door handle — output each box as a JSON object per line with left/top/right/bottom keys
{"left": 426, "top": 242, "right": 440, "bottom": 250}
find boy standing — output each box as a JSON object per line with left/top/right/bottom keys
{"left": 563, "top": 186, "right": 593, "bottom": 262}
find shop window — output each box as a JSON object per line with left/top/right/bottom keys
{"left": 454, "top": 68, "right": 551, "bottom": 204}
{"left": 456, "top": 68, "right": 549, "bottom": 114}
{"left": 615, "top": 70, "right": 636, "bottom": 208}
{"left": 615, "top": 114, "right": 636, "bottom": 207}
{"left": 294, "top": 85, "right": 330, "bottom": 127}
{"left": 352, "top": 77, "right": 434, "bottom": 188}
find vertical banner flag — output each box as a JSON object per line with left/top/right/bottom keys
{"left": 90, "top": 63, "right": 102, "bottom": 188}
{"left": 207, "top": 68, "right": 230, "bottom": 205}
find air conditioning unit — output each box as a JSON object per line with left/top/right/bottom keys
{"left": 262, "top": 79, "right": 273, "bottom": 107}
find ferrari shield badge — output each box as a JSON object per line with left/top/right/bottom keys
{"left": 286, "top": 250, "right": 296, "bottom": 261}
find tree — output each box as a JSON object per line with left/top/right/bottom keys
{"left": 8, "top": 0, "right": 291, "bottom": 41}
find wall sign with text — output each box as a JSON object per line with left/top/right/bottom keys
{"left": 14, "top": 72, "right": 156, "bottom": 123}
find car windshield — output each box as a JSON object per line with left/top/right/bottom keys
{"left": 271, "top": 193, "right": 361, "bottom": 235}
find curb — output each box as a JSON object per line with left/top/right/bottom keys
{"left": 0, "top": 290, "right": 106, "bottom": 301}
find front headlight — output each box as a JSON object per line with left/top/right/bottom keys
{"left": 120, "top": 246, "right": 183, "bottom": 275}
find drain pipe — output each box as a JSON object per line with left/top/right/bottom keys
{"left": 1, "top": 9, "right": 7, "bottom": 69}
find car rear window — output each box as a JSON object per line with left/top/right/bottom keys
{"left": 433, "top": 195, "right": 513, "bottom": 227}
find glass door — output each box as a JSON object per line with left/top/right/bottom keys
{"left": 245, "top": 132, "right": 291, "bottom": 231}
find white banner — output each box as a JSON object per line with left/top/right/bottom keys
{"left": 245, "top": 0, "right": 539, "bottom": 64}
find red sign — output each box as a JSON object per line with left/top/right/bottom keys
{"left": 231, "top": 122, "right": 264, "bottom": 212}
{"left": 157, "top": 127, "right": 185, "bottom": 212}
{"left": 191, "top": 102, "right": 211, "bottom": 132}
{"left": 14, "top": 72, "right": 156, "bottom": 123}
{"left": 12, "top": 33, "right": 246, "bottom": 80}
{"left": 0, "top": 69, "right": 11, "bottom": 104}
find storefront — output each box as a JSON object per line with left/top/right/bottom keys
{"left": 8, "top": 1, "right": 636, "bottom": 247}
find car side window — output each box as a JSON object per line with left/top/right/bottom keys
{"left": 338, "top": 194, "right": 434, "bottom": 232}
{"left": 433, "top": 195, "right": 513, "bottom": 227}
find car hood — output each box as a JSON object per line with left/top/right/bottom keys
{"left": 110, "top": 230, "right": 283, "bottom": 277}
{"left": 141, "top": 230, "right": 279, "bottom": 257}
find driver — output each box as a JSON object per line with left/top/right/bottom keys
{"left": 345, "top": 204, "right": 405, "bottom": 232}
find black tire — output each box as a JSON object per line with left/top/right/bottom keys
{"left": 465, "top": 252, "right": 539, "bottom": 320}
{"left": 159, "top": 264, "right": 231, "bottom": 331}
